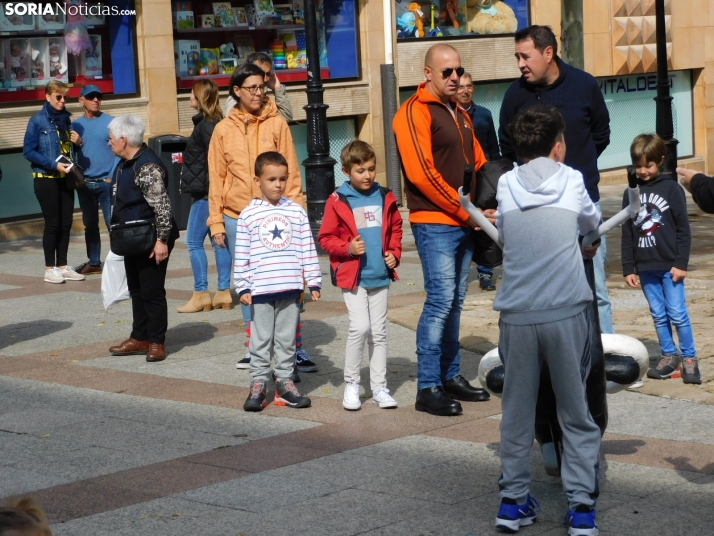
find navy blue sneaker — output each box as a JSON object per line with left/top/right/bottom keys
{"left": 564, "top": 506, "right": 598, "bottom": 536}
{"left": 495, "top": 495, "right": 539, "bottom": 532}
{"left": 295, "top": 347, "right": 318, "bottom": 372}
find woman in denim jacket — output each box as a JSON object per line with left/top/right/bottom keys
{"left": 23, "top": 81, "right": 85, "bottom": 284}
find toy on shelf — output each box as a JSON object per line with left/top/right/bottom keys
{"left": 270, "top": 40, "right": 285, "bottom": 69}
{"left": 199, "top": 47, "right": 219, "bottom": 75}
{"left": 29, "top": 39, "right": 49, "bottom": 82}
{"left": 201, "top": 14, "right": 215, "bottom": 28}
{"left": 7, "top": 39, "right": 30, "bottom": 87}
{"left": 212, "top": 2, "right": 234, "bottom": 27}
{"left": 174, "top": 39, "right": 200, "bottom": 76}
{"left": 0, "top": 8, "right": 34, "bottom": 31}
{"left": 64, "top": 0, "right": 93, "bottom": 55}
{"left": 428, "top": 4, "right": 443, "bottom": 36}
{"left": 36, "top": 11, "right": 66, "bottom": 30}
{"left": 80, "top": 34, "right": 102, "bottom": 77}
{"left": 219, "top": 42, "right": 238, "bottom": 74}
{"left": 466, "top": 0, "right": 518, "bottom": 35}
{"left": 175, "top": 11, "right": 194, "bottom": 29}
{"left": 233, "top": 7, "right": 248, "bottom": 26}
{"left": 439, "top": 0, "right": 460, "bottom": 29}
{"left": 48, "top": 39, "right": 68, "bottom": 81}
{"left": 396, "top": 2, "right": 425, "bottom": 39}
{"left": 84, "top": 1, "right": 107, "bottom": 25}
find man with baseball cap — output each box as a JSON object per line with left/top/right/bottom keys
{"left": 72, "top": 85, "right": 119, "bottom": 275}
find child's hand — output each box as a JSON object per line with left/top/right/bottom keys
{"left": 384, "top": 251, "right": 397, "bottom": 269}
{"left": 625, "top": 274, "right": 639, "bottom": 288}
{"left": 310, "top": 290, "right": 320, "bottom": 301}
{"left": 671, "top": 267, "right": 687, "bottom": 282}
{"left": 239, "top": 293, "right": 252, "bottom": 305}
{"left": 349, "top": 235, "right": 365, "bottom": 256}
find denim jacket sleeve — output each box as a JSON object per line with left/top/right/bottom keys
{"left": 23, "top": 113, "right": 58, "bottom": 172}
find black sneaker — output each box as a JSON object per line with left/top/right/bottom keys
{"left": 681, "top": 356, "right": 702, "bottom": 385}
{"left": 478, "top": 271, "right": 497, "bottom": 291}
{"left": 647, "top": 353, "right": 681, "bottom": 379}
{"left": 235, "top": 353, "right": 251, "bottom": 369}
{"left": 244, "top": 380, "right": 267, "bottom": 412}
{"left": 274, "top": 378, "right": 311, "bottom": 408}
{"left": 295, "top": 348, "right": 318, "bottom": 372}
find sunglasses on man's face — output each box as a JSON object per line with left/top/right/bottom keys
{"left": 432, "top": 66, "right": 465, "bottom": 79}
{"left": 84, "top": 93, "right": 102, "bottom": 101}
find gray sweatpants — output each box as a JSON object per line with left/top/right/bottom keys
{"left": 249, "top": 298, "right": 300, "bottom": 382}
{"left": 498, "top": 308, "right": 601, "bottom": 510}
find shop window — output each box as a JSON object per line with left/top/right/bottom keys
{"left": 172, "top": 0, "right": 360, "bottom": 91}
{"left": 395, "top": 0, "right": 528, "bottom": 40}
{"left": 0, "top": 0, "right": 139, "bottom": 104}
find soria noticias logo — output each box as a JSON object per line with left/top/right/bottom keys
{"left": 4, "top": 3, "right": 136, "bottom": 17}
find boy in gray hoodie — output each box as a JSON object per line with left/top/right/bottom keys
{"left": 493, "top": 105, "right": 601, "bottom": 536}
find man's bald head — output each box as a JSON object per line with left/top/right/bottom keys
{"left": 424, "top": 44, "right": 458, "bottom": 68}
{"left": 423, "top": 44, "right": 462, "bottom": 104}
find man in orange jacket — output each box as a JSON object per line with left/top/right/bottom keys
{"left": 393, "top": 44, "right": 491, "bottom": 416}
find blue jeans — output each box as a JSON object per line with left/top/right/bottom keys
{"left": 185, "top": 198, "right": 232, "bottom": 292}
{"left": 76, "top": 179, "right": 111, "bottom": 265}
{"left": 639, "top": 270, "right": 696, "bottom": 357}
{"left": 224, "top": 213, "right": 251, "bottom": 323}
{"left": 593, "top": 202, "right": 613, "bottom": 334}
{"left": 412, "top": 223, "right": 474, "bottom": 389}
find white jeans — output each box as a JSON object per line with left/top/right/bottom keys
{"left": 342, "top": 285, "right": 389, "bottom": 392}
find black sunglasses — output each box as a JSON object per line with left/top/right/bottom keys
{"left": 84, "top": 93, "right": 102, "bottom": 100}
{"left": 431, "top": 66, "right": 465, "bottom": 79}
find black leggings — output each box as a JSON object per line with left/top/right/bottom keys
{"left": 34, "top": 177, "right": 74, "bottom": 267}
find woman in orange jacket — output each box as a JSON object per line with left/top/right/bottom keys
{"left": 208, "top": 62, "right": 313, "bottom": 373}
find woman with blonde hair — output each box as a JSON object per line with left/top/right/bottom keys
{"left": 23, "top": 80, "right": 86, "bottom": 284}
{"left": 177, "top": 79, "right": 233, "bottom": 312}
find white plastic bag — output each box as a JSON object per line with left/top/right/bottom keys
{"left": 101, "top": 251, "right": 130, "bottom": 309}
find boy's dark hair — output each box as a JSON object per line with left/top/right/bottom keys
{"left": 340, "top": 139, "right": 376, "bottom": 170}
{"left": 630, "top": 134, "right": 666, "bottom": 165}
{"left": 515, "top": 25, "right": 558, "bottom": 56}
{"left": 228, "top": 62, "right": 265, "bottom": 101}
{"left": 509, "top": 105, "right": 565, "bottom": 161}
{"left": 255, "top": 151, "right": 288, "bottom": 176}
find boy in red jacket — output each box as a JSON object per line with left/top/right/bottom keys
{"left": 318, "top": 140, "right": 403, "bottom": 410}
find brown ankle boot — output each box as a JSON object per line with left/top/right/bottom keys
{"left": 177, "top": 291, "right": 212, "bottom": 313}
{"left": 212, "top": 289, "right": 234, "bottom": 310}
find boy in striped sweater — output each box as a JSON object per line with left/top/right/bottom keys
{"left": 235, "top": 151, "right": 322, "bottom": 411}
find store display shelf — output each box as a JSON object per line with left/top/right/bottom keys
{"left": 0, "top": 78, "right": 114, "bottom": 103}
{"left": 0, "top": 25, "right": 105, "bottom": 36}
{"left": 175, "top": 23, "right": 322, "bottom": 33}
{"left": 176, "top": 67, "right": 329, "bottom": 88}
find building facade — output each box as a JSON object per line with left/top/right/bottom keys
{"left": 0, "top": 0, "right": 712, "bottom": 235}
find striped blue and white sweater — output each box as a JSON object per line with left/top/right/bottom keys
{"left": 234, "top": 197, "right": 321, "bottom": 303}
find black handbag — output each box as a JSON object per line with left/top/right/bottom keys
{"left": 472, "top": 159, "right": 514, "bottom": 268}
{"left": 109, "top": 219, "right": 156, "bottom": 257}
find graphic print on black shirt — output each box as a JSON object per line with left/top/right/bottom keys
{"left": 634, "top": 192, "right": 670, "bottom": 248}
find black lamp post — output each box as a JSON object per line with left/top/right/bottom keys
{"left": 654, "top": 0, "right": 677, "bottom": 180}
{"left": 302, "top": 0, "right": 336, "bottom": 236}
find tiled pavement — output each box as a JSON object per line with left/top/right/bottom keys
{"left": 2, "top": 186, "right": 714, "bottom": 535}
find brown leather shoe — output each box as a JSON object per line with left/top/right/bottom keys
{"left": 109, "top": 338, "right": 149, "bottom": 356}
{"left": 146, "top": 343, "right": 166, "bottom": 362}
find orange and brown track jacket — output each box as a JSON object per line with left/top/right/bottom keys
{"left": 207, "top": 98, "right": 303, "bottom": 237}
{"left": 393, "top": 82, "right": 486, "bottom": 226}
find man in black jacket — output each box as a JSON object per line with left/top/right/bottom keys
{"left": 498, "top": 25, "right": 613, "bottom": 333}
{"left": 677, "top": 167, "right": 714, "bottom": 214}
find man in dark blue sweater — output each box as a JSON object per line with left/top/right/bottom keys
{"left": 498, "top": 25, "right": 614, "bottom": 333}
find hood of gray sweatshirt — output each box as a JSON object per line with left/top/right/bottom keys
{"left": 493, "top": 158, "right": 600, "bottom": 325}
